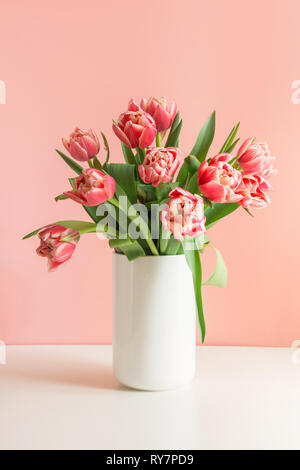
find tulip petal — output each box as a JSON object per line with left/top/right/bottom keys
{"left": 125, "top": 122, "right": 143, "bottom": 148}
{"left": 153, "top": 105, "right": 171, "bottom": 131}
{"left": 139, "top": 125, "right": 156, "bottom": 148}
{"left": 199, "top": 181, "right": 227, "bottom": 203}
{"left": 63, "top": 191, "right": 86, "bottom": 205}
{"left": 62, "top": 138, "right": 70, "bottom": 152}
{"left": 112, "top": 123, "right": 132, "bottom": 148}
{"left": 69, "top": 140, "right": 89, "bottom": 162}
{"left": 128, "top": 99, "right": 140, "bottom": 112}
{"left": 237, "top": 137, "right": 254, "bottom": 157}
{"left": 81, "top": 135, "right": 99, "bottom": 158}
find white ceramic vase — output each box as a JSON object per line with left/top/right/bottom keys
{"left": 113, "top": 253, "right": 196, "bottom": 391}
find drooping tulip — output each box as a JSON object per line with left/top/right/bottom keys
{"left": 140, "top": 97, "right": 177, "bottom": 131}
{"left": 161, "top": 187, "right": 206, "bottom": 241}
{"left": 64, "top": 168, "right": 115, "bottom": 206}
{"left": 62, "top": 127, "right": 100, "bottom": 162}
{"left": 138, "top": 147, "right": 182, "bottom": 187}
{"left": 198, "top": 153, "right": 242, "bottom": 203}
{"left": 36, "top": 225, "right": 79, "bottom": 271}
{"left": 112, "top": 100, "right": 157, "bottom": 149}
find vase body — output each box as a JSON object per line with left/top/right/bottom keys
{"left": 113, "top": 253, "right": 196, "bottom": 391}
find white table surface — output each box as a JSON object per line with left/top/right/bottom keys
{"left": 0, "top": 345, "right": 299, "bottom": 450}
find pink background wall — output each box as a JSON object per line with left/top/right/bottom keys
{"left": 0, "top": 0, "right": 299, "bottom": 346}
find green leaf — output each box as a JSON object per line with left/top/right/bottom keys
{"left": 183, "top": 242, "right": 206, "bottom": 343}
{"left": 159, "top": 223, "right": 181, "bottom": 255}
{"left": 183, "top": 234, "right": 207, "bottom": 252}
{"left": 226, "top": 138, "right": 240, "bottom": 154}
{"left": 199, "top": 233, "right": 210, "bottom": 252}
{"left": 165, "top": 237, "right": 181, "bottom": 255}
{"left": 165, "top": 112, "right": 180, "bottom": 145}
{"left": 190, "top": 111, "right": 215, "bottom": 162}
{"left": 176, "top": 243, "right": 184, "bottom": 254}
{"left": 54, "top": 193, "right": 68, "bottom": 202}
{"left": 83, "top": 205, "right": 102, "bottom": 223}
{"left": 23, "top": 220, "right": 96, "bottom": 240}
{"left": 107, "top": 186, "right": 155, "bottom": 256}
{"left": 109, "top": 238, "right": 133, "bottom": 250}
{"left": 177, "top": 155, "right": 200, "bottom": 189}
{"left": 68, "top": 177, "right": 76, "bottom": 190}
{"left": 137, "top": 184, "right": 157, "bottom": 204}
{"left": 155, "top": 182, "right": 177, "bottom": 202}
{"left": 184, "top": 155, "right": 200, "bottom": 174}
{"left": 177, "top": 160, "right": 189, "bottom": 187}
{"left": 56, "top": 150, "right": 83, "bottom": 175}
{"left": 121, "top": 143, "right": 136, "bottom": 165}
{"left": 165, "top": 119, "right": 183, "bottom": 148}
{"left": 243, "top": 207, "right": 254, "bottom": 218}
{"left": 93, "top": 156, "right": 102, "bottom": 170}
{"left": 219, "top": 122, "right": 240, "bottom": 153}
{"left": 159, "top": 226, "right": 170, "bottom": 254}
{"left": 186, "top": 172, "right": 200, "bottom": 194}
{"left": 105, "top": 163, "right": 137, "bottom": 204}
{"left": 101, "top": 132, "right": 110, "bottom": 165}
{"left": 136, "top": 147, "right": 145, "bottom": 164}
{"left": 171, "top": 112, "right": 180, "bottom": 133}
{"left": 85, "top": 199, "right": 121, "bottom": 236}
{"left": 203, "top": 246, "right": 227, "bottom": 288}
{"left": 158, "top": 211, "right": 182, "bottom": 256}
{"left": 205, "top": 202, "right": 240, "bottom": 229}
{"left": 114, "top": 241, "right": 146, "bottom": 261}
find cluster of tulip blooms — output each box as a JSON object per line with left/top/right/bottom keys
{"left": 24, "top": 96, "right": 276, "bottom": 341}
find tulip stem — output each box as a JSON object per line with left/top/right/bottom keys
{"left": 155, "top": 133, "right": 161, "bottom": 147}
{"left": 108, "top": 197, "right": 159, "bottom": 256}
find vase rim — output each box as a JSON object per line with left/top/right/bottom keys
{"left": 113, "top": 252, "right": 185, "bottom": 259}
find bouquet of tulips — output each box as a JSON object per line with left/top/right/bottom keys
{"left": 23, "top": 97, "right": 276, "bottom": 342}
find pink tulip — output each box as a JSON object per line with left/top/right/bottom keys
{"left": 36, "top": 225, "right": 79, "bottom": 271}
{"left": 161, "top": 187, "right": 206, "bottom": 241}
{"left": 236, "top": 175, "right": 272, "bottom": 210}
{"left": 198, "top": 153, "right": 242, "bottom": 204}
{"left": 138, "top": 147, "right": 182, "bottom": 187}
{"left": 64, "top": 168, "right": 115, "bottom": 206}
{"left": 62, "top": 127, "right": 100, "bottom": 162}
{"left": 237, "top": 138, "right": 276, "bottom": 179}
{"left": 112, "top": 100, "right": 157, "bottom": 149}
{"left": 140, "top": 97, "right": 177, "bottom": 131}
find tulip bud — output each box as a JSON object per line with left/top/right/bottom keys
{"left": 112, "top": 100, "right": 157, "bottom": 149}
{"left": 62, "top": 127, "right": 100, "bottom": 162}
{"left": 140, "top": 97, "right": 177, "bottom": 131}
{"left": 36, "top": 225, "right": 79, "bottom": 271}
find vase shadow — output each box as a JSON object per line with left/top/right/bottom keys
{"left": 1, "top": 354, "right": 126, "bottom": 391}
